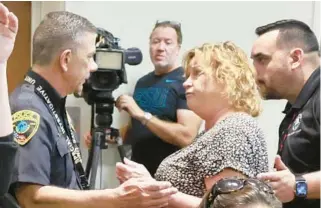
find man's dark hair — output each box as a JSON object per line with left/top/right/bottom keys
{"left": 255, "top": 19, "right": 319, "bottom": 53}
{"left": 150, "top": 20, "right": 183, "bottom": 45}
{"left": 33, "top": 11, "right": 97, "bottom": 66}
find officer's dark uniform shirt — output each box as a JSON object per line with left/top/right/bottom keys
{"left": 125, "top": 67, "right": 188, "bottom": 176}
{"left": 278, "top": 67, "right": 320, "bottom": 208}
{"left": 9, "top": 70, "right": 80, "bottom": 194}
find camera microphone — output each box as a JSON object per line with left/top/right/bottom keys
{"left": 125, "top": 47, "right": 143, "bottom": 65}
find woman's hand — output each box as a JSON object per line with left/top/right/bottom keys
{"left": 116, "top": 158, "right": 152, "bottom": 184}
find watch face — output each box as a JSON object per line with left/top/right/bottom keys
{"left": 145, "top": 112, "right": 152, "bottom": 119}
{"left": 296, "top": 181, "right": 308, "bottom": 197}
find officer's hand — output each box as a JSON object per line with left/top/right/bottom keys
{"left": 0, "top": 3, "right": 18, "bottom": 63}
{"left": 116, "top": 158, "right": 152, "bottom": 183}
{"left": 116, "top": 95, "right": 144, "bottom": 120}
{"left": 115, "top": 177, "right": 177, "bottom": 208}
{"left": 257, "top": 155, "right": 295, "bottom": 203}
{"left": 84, "top": 131, "right": 92, "bottom": 149}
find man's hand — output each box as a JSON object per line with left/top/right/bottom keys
{"left": 84, "top": 131, "right": 92, "bottom": 149}
{"left": 83, "top": 131, "right": 118, "bottom": 149}
{"left": 257, "top": 155, "right": 296, "bottom": 203}
{"left": 116, "top": 95, "right": 144, "bottom": 121}
{"left": 0, "top": 3, "right": 18, "bottom": 63}
{"left": 116, "top": 158, "right": 152, "bottom": 184}
{"left": 115, "top": 177, "right": 177, "bottom": 208}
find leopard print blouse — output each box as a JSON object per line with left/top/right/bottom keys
{"left": 154, "top": 112, "right": 269, "bottom": 197}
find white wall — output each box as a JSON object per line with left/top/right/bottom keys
{"left": 31, "top": 2, "right": 65, "bottom": 58}
{"left": 35, "top": 1, "right": 320, "bottom": 189}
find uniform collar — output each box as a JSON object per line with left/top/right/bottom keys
{"left": 26, "top": 70, "right": 66, "bottom": 110}
{"left": 282, "top": 67, "right": 320, "bottom": 113}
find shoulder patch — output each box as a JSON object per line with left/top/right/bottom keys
{"left": 12, "top": 110, "right": 40, "bottom": 146}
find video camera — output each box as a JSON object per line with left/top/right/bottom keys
{"left": 81, "top": 27, "right": 143, "bottom": 127}
{"left": 79, "top": 28, "right": 142, "bottom": 189}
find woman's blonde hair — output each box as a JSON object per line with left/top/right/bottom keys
{"left": 182, "top": 41, "right": 262, "bottom": 117}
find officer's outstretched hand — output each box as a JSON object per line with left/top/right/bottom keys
{"left": 116, "top": 157, "right": 152, "bottom": 184}
{"left": 0, "top": 3, "right": 18, "bottom": 63}
{"left": 115, "top": 177, "right": 177, "bottom": 208}
{"left": 257, "top": 155, "right": 295, "bottom": 203}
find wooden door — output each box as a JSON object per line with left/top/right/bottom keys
{"left": 3, "top": 1, "right": 31, "bottom": 93}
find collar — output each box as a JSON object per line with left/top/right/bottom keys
{"left": 153, "top": 66, "right": 183, "bottom": 78}
{"left": 282, "top": 67, "right": 320, "bottom": 113}
{"left": 26, "top": 70, "right": 66, "bottom": 111}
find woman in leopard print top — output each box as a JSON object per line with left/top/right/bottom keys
{"left": 116, "top": 41, "right": 269, "bottom": 208}
{"left": 154, "top": 112, "right": 268, "bottom": 198}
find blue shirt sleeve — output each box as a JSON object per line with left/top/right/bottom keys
{"left": 10, "top": 106, "right": 53, "bottom": 188}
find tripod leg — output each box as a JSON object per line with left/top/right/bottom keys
{"left": 85, "top": 136, "right": 95, "bottom": 179}
{"left": 89, "top": 131, "right": 103, "bottom": 189}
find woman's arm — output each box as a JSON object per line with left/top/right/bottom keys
{"left": 0, "top": 2, "right": 18, "bottom": 137}
{"left": 168, "top": 192, "right": 202, "bottom": 208}
{"left": 0, "top": 3, "right": 19, "bottom": 197}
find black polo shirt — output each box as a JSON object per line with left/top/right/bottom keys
{"left": 9, "top": 70, "right": 80, "bottom": 195}
{"left": 0, "top": 134, "right": 17, "bottom": 196}
{"left": 278, "top": 67, "right": 320, "bottom": 208}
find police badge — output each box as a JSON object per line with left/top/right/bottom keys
{"left": 12, "top": 110, "right": 40, "bottom": 145}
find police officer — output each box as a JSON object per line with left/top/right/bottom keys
{"left": 9, "top": 11, "right": 177, "bottom": 208}
{"left": 251, "top": 19, "right": 320, "bottom": 208}
{"left": 0, "top": 3, "right": 19, "bottom": 197}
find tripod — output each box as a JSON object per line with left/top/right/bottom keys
{"left": 85, "top": 103, "right": 131, "bottom": 189}
{"left": 85, "top": 127, "right": 119, "bottom": 189}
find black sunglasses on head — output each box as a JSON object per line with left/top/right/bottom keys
{"left": 155, "top": 20, "right": 181, "bottom": 28}
{"left": 204, "top": 178, "right": 274, "bottom": 208}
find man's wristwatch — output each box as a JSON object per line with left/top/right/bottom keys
{"left": 141, "top": 112, "right": 153, "bottom": 125}
{"left": 295, "top": 175, "right": 308, "bottom": 199}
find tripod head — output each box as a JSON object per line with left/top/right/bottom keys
{"left": 93, "top": 101, "right": 116, "bottom": 149}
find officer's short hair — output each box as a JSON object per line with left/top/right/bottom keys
{"left": 32, "top": 11, "right": 96, "bottom": 66}
{"left": 255, "top": 19, "right": 319, "bottom": 53}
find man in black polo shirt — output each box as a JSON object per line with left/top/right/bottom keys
{"left": 252, "top": 19, "right": 320, "bottom": 208}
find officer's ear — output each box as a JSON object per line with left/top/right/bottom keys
{"left": 59, "top": 49, "right": 72, "bottom": 72}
